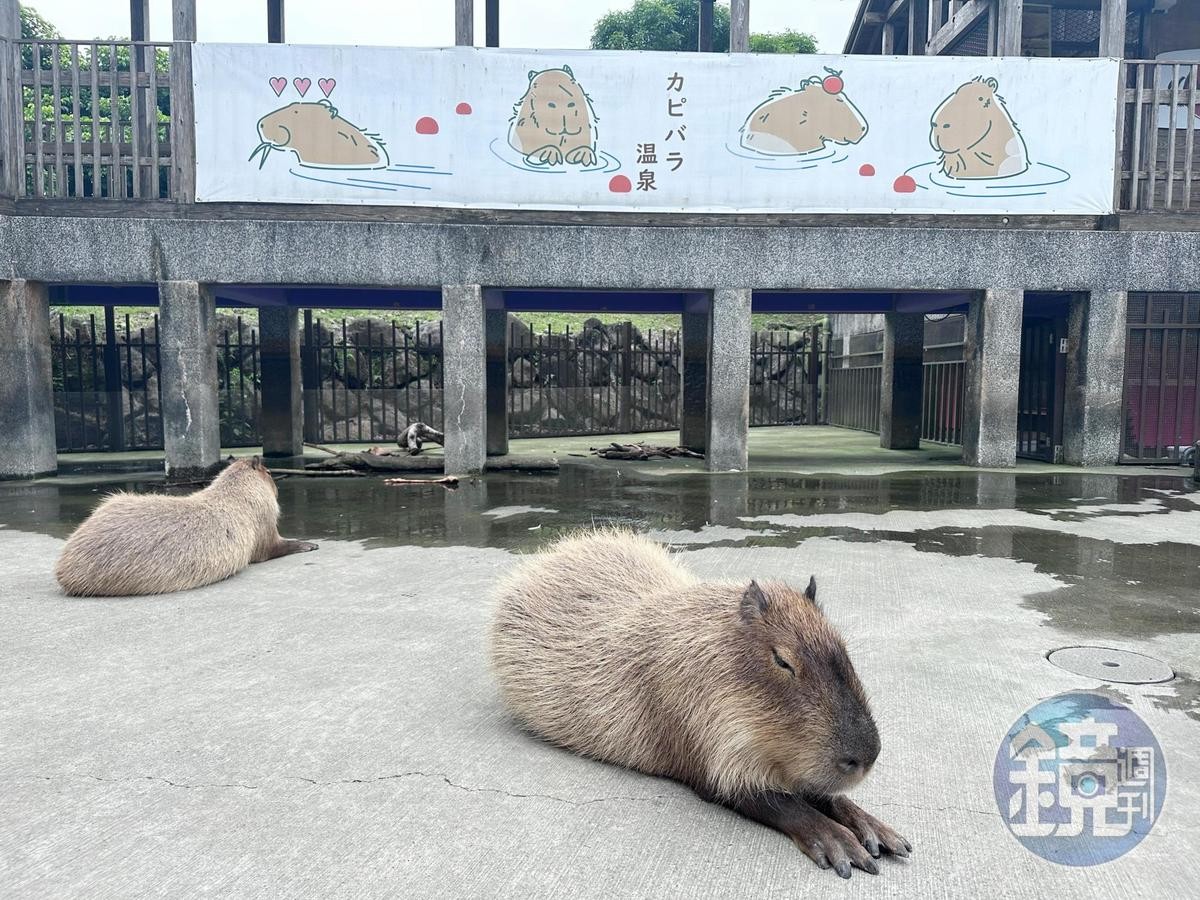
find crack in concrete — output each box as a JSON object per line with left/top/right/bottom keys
{"left": 23, "top": 773, "right": 259, "bottom": 790}
{"left": 290, "top": 770, "right": 670, "bottom": 807}
{"left": 876, "top": 799, "right": 1001, "bottom": 820}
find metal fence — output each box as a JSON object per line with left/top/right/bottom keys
{"left": 921, "top": 360, "right": 966, "bottom": 445}
{"left": 17, "top": 40, "right": 178, "bottom": 200}
{"left": 1118, "top": 59, "right": 1200, "bottom": 212}
{"left": 1122, "top": 292, "right": 1199, "bottom": 462}
{"left": 825, "top": 364, "right": 882, "bottom": 434}
{"left": 750, "top": 327, "right": 822, "bottom": 426}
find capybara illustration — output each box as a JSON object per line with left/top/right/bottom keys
{"left": 740, "top": 70, "right": 868, "bottom": 156}
{"left": 55, "top": 456, "right": 317, "bottom": 597}
{"left": 930, "top": 77, "right": 1029, "bottom": 180}
{"left": 508, "top": 65, "right": 598, "bottom": 167}
{"left": 250, "top": 99, "right": 388, "bottom": 170}
{"left": 490, "top": 530, "right": 910, "bottom": 878}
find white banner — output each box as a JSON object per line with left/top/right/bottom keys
{"left": 193, "top": 44, "right": 1120, "bottom": 215}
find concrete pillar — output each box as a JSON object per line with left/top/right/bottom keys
{"left": 259, "top": 306, "right": 303, "bottom": 458}
{"left": 880, "top": 311, "right": 924, "bottom": 450}
{"left": 1063, "top": 291, "right": 1127, "bottom": 466}
{"left": 158, "top": 281, "right": 220, "bottom": 480}
{"left": 484, "top": 290, "right": 508, "bottom": 456}
{"left": 729, "top": 0, "right": 749, "bottom": 52}
{"left": 962, "top": 289, "right": 1023, "bottom": 468}
{"left": 680, "top": 294, "right": 709, "bottom": 452}
{"left": 1099, "top": 0, "right": 1128, "bottom": 58}
{"left": 442, "top": 284, "right": 486, "bottom": 475}
{"left": 706, "top": 288, "right": 751, "bottom": 472}
{"left": 0, "top": 280, "right": 56, "bottom": 479}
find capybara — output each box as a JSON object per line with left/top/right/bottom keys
{"left": 250, "top": 99, "right": 388, "bottom": 169}
{"left": 508, "top": 65, "right": 598, "bottom": 167}
{"left": 740, "top": 72, "right": 868, "bottom": 156}
{"left": 490, "top": 530, "right": 909, "bottom": 879}
{"left": 930, "top": 76, "right": 1029, "bottom": 179}
{"left": 55, "top": 456, "right": 317, "bottom": 597}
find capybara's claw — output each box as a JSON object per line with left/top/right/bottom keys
{"left": 789, "top": 813, "right": 878, "bottom": 877}
{"left": 294, "top": 541, "right": 318, "bottom": 553}
{"left": 824, "top": 796, "right": 911, "bottom": 860}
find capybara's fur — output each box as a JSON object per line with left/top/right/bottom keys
{"left": 251, "top": 99, "right": 388, "bottom": 170}
{"left": 740, "top": 79, "right": 868, "bottom": 156}
{"left": 491, "top": 530, "right": 910, "bottom": 877}
{"left": 508, "top": 65, "right": 598, "bottom": 167}
{"left": 930, "top": 76, "right": 1028, "bottom": 179}
{"left": 55, "top": 457, "right": 316, "bottom": 597}
{"left": 490, "top": 530, "right": 880, "bottom": 799}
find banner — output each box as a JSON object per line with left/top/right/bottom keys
{"left": 193, "top": 44, "right": 1120, "bottom": 215}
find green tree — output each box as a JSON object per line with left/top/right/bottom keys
{"left": 591, "top": 0, "right": 816, "bottom": 53}
{"left": 20, "top": 4, "right": 61, "bottom": 39}
{"left": 749, "top": 29, "right": 817, "bottom": 54}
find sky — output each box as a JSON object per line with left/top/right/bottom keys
{"left": 24, "top": 1, "right": 861, "bottom": 53}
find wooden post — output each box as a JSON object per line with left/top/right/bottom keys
{"left": 1099, "top": 0, "right": 1128, "bottom": 58}
{"left": 997, "top": 0, "right": 1023, "bottom": 56}
{"left": 268, "top": 0, "right": 286, "bottom": 43}
{"left": 172, "top": 0, "right": 197, "bottom": 41}
{"left": 729, "top": 0, "right": 749, "bottom": 53}
{"left": 882, "top": 22, "right": 896, "bottom": 55}
{"left": 0, "top": 0, "right": 21, "bottom": 198}
{"left": 485, "top": 0, "right": 499, "bottom": 47}
{"left": 129, "top": 1, "right": 157, "bottom": 198}
{"left": 455, "top": 0, "right": 474, "bottom": 46}
{"left": 699, "top": 0, "right": 714, "bottom": 51}
{"left": 169, "top": 41, "right": 196, "bottom": 202}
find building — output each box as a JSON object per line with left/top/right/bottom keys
{"left": 834, "top": 0, "right": 1199, "bottom": 464}
{"left": 0, "top": 0, "right": 1197, "bottom": 479}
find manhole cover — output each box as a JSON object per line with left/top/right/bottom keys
{"left": 1046, "top": 646, "right": 1175, "bottom": 684}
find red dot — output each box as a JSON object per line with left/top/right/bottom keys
{"left": 609, "top": 174, "right": 632, "bottom": 193}
{"left": 859, "top": 163, "right": 876, "bottom": 177}
{"left": 893, "top": 174, "right": 917, "bottom": 193}
{"left": 455, "top": 102, "right": 472, "bottom": 115}
{"left": 415, "top": 116, "right": 439, "bottom": 135}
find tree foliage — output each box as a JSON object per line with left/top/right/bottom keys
{"left": 20, "top": 5, "right": 61, "bottom": 40}
{"left": 591, "top": 0, "right": 816, "bottom": 53}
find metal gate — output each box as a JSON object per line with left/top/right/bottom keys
{"left": 1017, "top": 316, "right": 1066, "bottom": 462}
{"left": 1122, "top": 293, "right": 1200, "bottom": 463}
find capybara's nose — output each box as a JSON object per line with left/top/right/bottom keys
{"left": 836, "top": 756, "right": 861, "bottom": 775}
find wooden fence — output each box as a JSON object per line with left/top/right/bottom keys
{"left": 1117, "top": 60, "right": 1200, "bottom": 212}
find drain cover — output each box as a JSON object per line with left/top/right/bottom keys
{"left": 1047, "top": 646, "right": 1175, "bottom": 684}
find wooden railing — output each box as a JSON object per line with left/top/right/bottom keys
{"left": 1117, "top": 59, "right": 1200, "bottom": 213}
{"left": 10, "top": 39, "right": 186, "bottom": 200}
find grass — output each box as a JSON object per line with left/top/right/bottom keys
{"left": 50, "top": 306, "right": 825, "bottom": 334}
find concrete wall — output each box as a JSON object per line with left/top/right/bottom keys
{"left": 5, "top": 217, "right": 1200, "bottom": 293}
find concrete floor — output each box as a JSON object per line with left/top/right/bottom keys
{"left": 2, "top": 436, "right": 1198, "bottom": 897}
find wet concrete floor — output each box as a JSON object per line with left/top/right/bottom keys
{"left": 1, "top": 458, "right": 1198, "bottom": 896}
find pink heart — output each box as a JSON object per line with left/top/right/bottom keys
{"left": 293, "top": 77, "right": 311, "bottom": 97}
{"left": 269, "top": 76, "right": 287, "bottom": 97}
{"left": 318, "top": 78, "right": 336, "bottom": 97}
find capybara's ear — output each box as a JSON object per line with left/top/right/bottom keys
{"left": 985, "top": 77, "right": 999, "bottom": 91}
{"left": 527, "top": 69, "right": 537, "bottom": 82}
{"left": 741, "top": 580, "right": 769, "bottom": 623}
{"left": 562, "top": 64, "right": 574, "bottom": 79}
{"left": 804, "top": 575, "right": 818, "bottom": 604}
{"left": 249, "top": 455, "right": 262, "bottom": 469}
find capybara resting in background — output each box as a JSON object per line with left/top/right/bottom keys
{"left": 490, "top": 530, "right": 910, "bottom": 879}
{"left": 55, "top": 456, "right": 317, "bottom": 597}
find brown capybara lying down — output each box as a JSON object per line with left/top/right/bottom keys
{"left": 490, "top": 529, "right": 910, "bottom": 879}
{"left": 55, "top": 456, "right": 316, "bottom": 597}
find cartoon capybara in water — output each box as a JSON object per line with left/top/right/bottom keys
{"left": 490, "top": 530, "right": 911, "bottom": 878}
{"left": 740, "top": 70, "right": 868, "bottom": 156}
{"left": 249, "top": 99, "right": 388, "bottom": 170}
{"left": 55, "top": 456, "right": 316, "bottom": 597}
{"left": 508, "top": 65, "right": 598, "bottom": 167}
{"left": 930, "top": 77, "right": 1029, "bottom": 179}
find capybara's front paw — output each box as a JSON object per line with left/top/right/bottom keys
{"left": 822, "top": 796, "right": 911, "bottom": 860}
{"left": 294, "top": 541, "right": 318, "bottom": 553}
{"left": 788, "top": 812, "right": 880, "bottom": 878}
{"left": 565, "top": 146, "right": 596, "bottom": 166}
{"left": 527, "top": 146, "right": 563, "bottom": 166}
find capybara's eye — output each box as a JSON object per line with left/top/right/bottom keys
{"left": 942, "top": 123, "right": 951, "bottom": 128}
{"left": 568, "top": 101, "right": 576, "bottom": 107}
{"left": 772, "top": 649, "right": 795, "bottom": 675}
{"left": 548, "top": 101, "right": 557, "bottom": 109}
